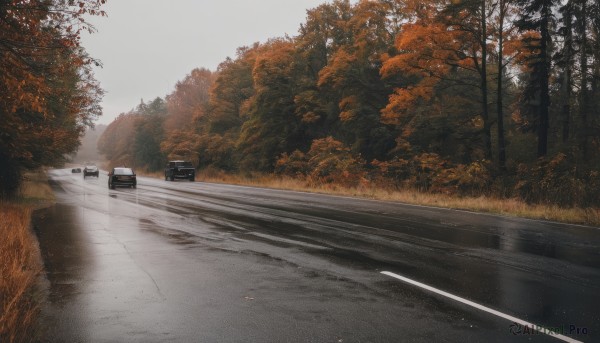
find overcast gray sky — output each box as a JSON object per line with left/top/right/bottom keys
{"left": 81, "top": 0, "right": 328, "bottom": 125}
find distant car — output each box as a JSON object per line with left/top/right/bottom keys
{"left": 83, "top": 165, "right": 99, "bottom": 178}
{"left": 71, "top": 168, "right": 81, "bottom": 173}
{"left": 165, "top": 160, "right": 195, "bottom": 181}
{"left": 108, "top": 167, "right": 137, "bottom": 189}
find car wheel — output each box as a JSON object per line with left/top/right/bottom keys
{"left": 189, "top": 177, "right": 194, "bottom": 182}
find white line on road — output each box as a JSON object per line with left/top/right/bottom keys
{"left": 380, "top": 271, "right": 582, "bottom": 343}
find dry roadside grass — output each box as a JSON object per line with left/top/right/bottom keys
{"left": 19, "top": 170, "right": 55, "bottom": 206}
{"left": 0, "top": 170, "right": 53, "bottom": 343}
{"left": 0, "top": 204, "right": 40, "bottom": 343}
{"left": 159, "top": 169, "right": 599, "bottom": 227}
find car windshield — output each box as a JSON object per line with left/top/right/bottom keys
{"left": 114, "top": 168, "right": 134, "bottom": 175}
{"left": 86, "top": 166, "right": 97, "bottom": 170}
{"left": 174, "top": 161, "right": 192, "bottom": 167}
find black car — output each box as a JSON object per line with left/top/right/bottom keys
{"left": 71, "top": 168, "right": 81, "bottom": 173}
{"left": 83, "top": 165, "right": 99, "bottom": 178}
{"left": 108, "top": 167, "right": 137, "bottom": 189}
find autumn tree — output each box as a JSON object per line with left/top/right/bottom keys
{"left": 160, "top": 47, "right": 258, "bottom": 170}
{"left": 192, "top": 47, "right": 257, "bottom": 170}
{"left": 294, "top": 1, "right": 354, "bottom": 143}
{"left": 207, "top": 46, "right": 257, "bottom": 136}
{"left": 237, "top": 39, "right": 306, "bottom": 171}
{"left": 317, "top": 0, "right": 396, "bottom": 161}
{"left": 296, "top": 1, "right": 352, "bottom": 78}
{"left": 160, "top": 68, "right": 214, "bottom": 167}
{"left": 133, "top": 98, "right": 168, "bottom": 171}
{"left": 0, "top": 0, "right": 105, "bottom": 195}
{"left": 98, "top": 112, "right": 139, "bottom": 168}
{"left": 98, "top": 98, "right": 169, "bottom": 171}
{"left": 164, "top": 68, "right": 214, "bottom": 133}
{"left": 381, "top": 0, "right": 492, "bottom": 164}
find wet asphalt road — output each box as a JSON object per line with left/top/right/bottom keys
{"left": 33, "top": 169, "right": 600, "bottom": 342}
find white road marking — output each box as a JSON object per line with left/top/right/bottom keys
{"left": 381, "top": 271, "right": 582, "bottom": 343}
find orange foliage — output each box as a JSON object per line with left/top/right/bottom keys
{"left": 160, "top": 130, "right": 200, "bottom": 165}
{"left": 318, "top": 49, "right": 358, "bottom": 88}
{"left": 275, "top": 137, "right": 366, "bottom": 187}
{"left": 339, "top": 95, "right": 360, "bottom": 121}
{"left": 0, "top": 0, "right": 105, "bottom": 194}
{"left": 209, "top": 45, "right": 258, "bottom": 130}
{"left": 97, "top": 113, "right": 139, "bottom": 167}
{"left": 383, "top": 19, "right": 476, "bottom": 78}
{"left": 512, "top": 30, "right": 542, "bottom": 73}
{"left": 252, "top": 39, "right": 297, "bottom": 90}
{"left": 380, "top": 16, "right": 477, "bottom": 125}
{"left": 165, "top": 68, "right": 214, "bottom": 132}
{"left": 372, "top": 153, "right": 492, "bottom": 195}
{"left": 275, "top": 150, "right": 308, "bottom": 177}
{"left": 381, "top": 81, "right": 436, "bottom": 125}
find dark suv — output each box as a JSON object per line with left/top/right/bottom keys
{"left": 165, "top": 161, "right": 195, "bottom": 181}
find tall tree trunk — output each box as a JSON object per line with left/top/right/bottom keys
{"left": 537, "top": 2, "right": 551, "bottom": 157}
{"left": 561, "top": 1, "right": 574, "bottom": 143}
{"left": 496, "top": 0, "right": 506, "bottom": 170}
{"left": 481, "top": 0, "right": 492, "bottom": 161}
{"left": 578, "top": 0, "right": 589, "bottom": 158}
{"left": 593, "top": 22, "right": 600, "bottom": 127}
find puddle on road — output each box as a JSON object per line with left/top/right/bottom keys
{"left": 34, "top": 204, "right": 93, "bottom": 303}
{"left": 138, "top": 218, "right": 197, "bottom": 246}
{"left": 33, "top": 203, "right": 94, "bottom": 341}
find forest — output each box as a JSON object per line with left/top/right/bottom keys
{"left": 0, "top": 0, "right": 105, "bottom": 196}
{"left": 99, "top": 0, "right": 600, "bottom": 208}
{"left": 4, "top": 0, "right": 597, "bottom": 208}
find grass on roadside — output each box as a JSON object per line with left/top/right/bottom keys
{"left": 19, "top": 170, "right": 55, "bottom": 206}
{"left": 159, "top": 168, "right": 598, "bottom": 227}
{"left": 0, "top": 204, "right": 41, "bottom": 343}
{"left": 0, "top": 169, "right": 53, "bottom": 343}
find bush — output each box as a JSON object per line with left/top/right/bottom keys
{"left": 275, "top": 137, "right": 367, "bottom": 187}
{"left": 451, "top": 160, "right": 492, "bottom": 195}
{"left": 305, "top": 137, "right": 366, "bottom": 187}
{"left": 371, "top": 157, "right": 411, "bottom": 187}
{"left": 275, "top": 150, "right": 308, "bottom": 177}
{"left": 515, "top": 153, "right": 599, "bottom": 207}
{"left": 372, "top": 153, "right": 492, "bottom": 196}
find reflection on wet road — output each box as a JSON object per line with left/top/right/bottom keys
{"left": 34, "top": 169, "right": 600, "bottom": 342}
